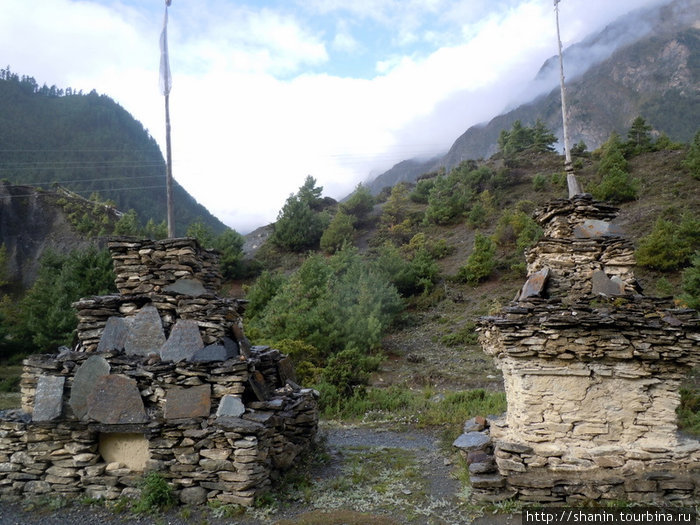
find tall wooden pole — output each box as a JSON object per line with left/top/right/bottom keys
{"left": 161, "top": 0, "right": 175, "bottom": 237}
{"left": 554, "top": 0, "right": 582, "bottom": 198}
{"left": 165, "top": 92, "right": 174, "bottom": 238}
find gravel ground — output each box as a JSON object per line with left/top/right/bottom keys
{"left": 0, "top": 424, "right": 515, "bottom": 525}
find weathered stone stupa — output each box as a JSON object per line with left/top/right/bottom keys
{"left": 0, "top": 237, "right": 318, "bottom": 506}
{"left": 455, "top": 194, "right": 699, "bottom": 504}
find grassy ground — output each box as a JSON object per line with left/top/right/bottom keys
{"left": 0, "top": 364, "right": 22, "bottom": 410}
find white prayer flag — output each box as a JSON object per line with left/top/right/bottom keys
{"left": 159, "top": 3, "right": 172, "bottom": 96}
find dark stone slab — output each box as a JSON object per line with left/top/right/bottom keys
{"left": 33, "top": 375, "right": 65, "bottom": 422}
{"left": 160, "top": 319, "right": 204, "bottom": 363}
{"left": 124, "top": 306, "right": 166, "bottom": 356}
{"left": 164, "top": 385, "right": 211, "bottom": 420}
{"left": 163, "top": 278, "right": 207, "bottom": 297}
{"left": 497, "top": 441, "right": 534, "bottom": 454}
{"left": 248, "top": 370, "right": 270, "bottom": 401}
{"left": 216, "top": 395, "right": 245, "bottom": 417}
{"left": 453, "top": 431, "right": 491, "bottom": 452}
{"left": 470, "top": 473, "right": 505, "bottom": 488}
{"left": 97, "top": 316, "right": 131, "bottom": 353}
{"left": 215, "top": 416, "right": 263, "bottom": 432}
{"left": 469, "top": 460, "right": 497, "bottom": 474}
{"left": 277, "top": 357, "right": 297, "bottom": 384}
{"left": 86, "top": 374, "right": 148, "bottom": 424}
{"left": 69, "top": 355, "right": 111, "bottom": 419}
{"left": 574, "top": 219, "right": 623, "bottom": 239}
{"left": 467, "top": 450, "right": 491, "bottom": 465}
{"left": 189, "top": 338, "right": 238, "bottom": 363}
{"left": 591, "top": 270, "right": 626, "bottom": 296}
{"left": 519, "top": 267, "right": 550, "bottom": 300}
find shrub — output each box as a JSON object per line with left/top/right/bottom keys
{"left": 374, "top": 242, "right": 438, "bottom": 297}
{"left": 532, "top": 173, "right": 547, "bottom": 192}
{"left": 340, "top": 183, "right": 375, "bottom": 223}
{"left": 321, "top": 347, "right": 382, "bottom": 398}
{"left": 456, "top": 233, "right": 496, "bottom": 284}
{"left": 320, "top": 210, "right": 355, "bottom": 254}
{"left": 680, "top": 252, "right": 700, "bottom": 309}
{"left": 244, "top": 270, "right": 287, "bottom": 320}
{"left": 494, "top": 208, "right": 542, "bottom": 254}
{"left": 248, "top": 246, "right": 402, "bottom": 356}
{"left": 2, "top": 247, "right": 116, "bottom": 353}
{"left": 272, "top": 176, "right": 329, "bottom": 251}
{"left": 132, "top": 473, "right": 175, "bottom": 515}
{"left": 636, "top": 214, "right": 700, "bottom": 271}
{"left": 410, "top": 179, "right": 435, "bottom": 204}
{"left": 592, "top": 166, "right": 639, "bottom": 203}
{"left": 682, "top": 130, "right": 700, "bottom": 180}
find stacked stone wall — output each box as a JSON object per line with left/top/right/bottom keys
{"left": 3, "top": 349, "right": 317, "bottom": 505}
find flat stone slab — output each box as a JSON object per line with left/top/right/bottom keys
{"left": 163, "top": 278, "right": 207, "bottom": 297}
{"left": 86, "top": 374, "right": 148, "bottom": 424}
{"left": 519, "top": 267, "right": 550, "bottom": 300}
{"left": 69, "top": 355, "right": 111, "bottom": 419}
{"left": 124, "top": 306, "right": 166, "bottom": 356}
{"left": 189, "top": 337, "right": 238, "bottom": 363}
{"left": 216, "top": 395, "right": 245, "bottom": 417}
{"left": 277, "top": 357, "right": 297, "bottom": 384}
{"left": 574, "top": 219, "right": 623, "bottom": 239}
{"left": 453, "top": 431, "right": 491, "bottom": 452}
{"left": 33, "top": 375, "right": 65, "bottom": 422}
{"left": 97, "top": 316, "right": 130, "bottom": 353}
{"left": 591, "top": 270, "right": 626, "bottom": 296}
{"left": 160, "top": 319, "right": 204, "bottom": 363}
{"left": 165, "top": 385, "right": 211, "bottom": 420}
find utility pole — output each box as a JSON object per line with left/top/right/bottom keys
{"left": 160, "top": 0, "right": 175, "bottom": 237}
{"left": 554, "top": 0, "right": 582, "bottom": 198}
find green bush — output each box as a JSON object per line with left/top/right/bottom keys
{"left": 374, "top": 242, "right": 438, "bottom": 297}
{"left": 1, "top": 247, "right": 116, "bottom": 354}
{"left": 320, "top": 210, "right": 355, "bottom": 254}
{"left": 591, "top": 132, "right": 638, "bottom": 203}
{"left": 410, "top": 179, "right": 435, "bottom": 204}
{"left": 243, "top": 270, "right": 286, "bottom": 320}
{"left": 494, "top": 209, "right": 542, "bottom": 255}
{"left": 678, "top": 387, "right": 700, "bottom": 435}
{"left": 532, "top": 173, "right": 547, "bottom": 192}
{"left": 132, "top": 473, "right": 175, "bottom": 515}
{"left": 272, "top": 176, "right": 329, "bottom": 251}
{"left": 340, "top": 183, "right": 375, "bottom": 224}
{"left": 248, "top": 246, "right": 402, "bottom": 356}
{"left": 456, "top": 233, "right": 496, "bottom": 284}
{"left": 636, "top": 214, "right": 700, "bottom": 271}
{"left": 321, "top": 348, "right": 382, "bottom": 398}
{"left": 680, "top": 252, "right": 700, "bottom": 309}
{"left": 682, "top": 130, "right": 700, "bottom": 180}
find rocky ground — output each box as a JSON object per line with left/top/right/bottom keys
{"left": 0, "top": 423, "right": 519, "bottom": 525}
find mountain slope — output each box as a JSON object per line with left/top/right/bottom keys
{"left": 368, "top": 0, "right": 699, "bottom": 193}
{"left": 0, "top": 69, "right": 227, "bottom": 236}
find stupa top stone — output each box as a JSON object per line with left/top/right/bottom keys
{"left": 518, "top": 194, "right": 637, "bottom": 301}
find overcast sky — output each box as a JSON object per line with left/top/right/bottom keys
{"left": 0, "top": 0, "right": 670, "bottom": 233}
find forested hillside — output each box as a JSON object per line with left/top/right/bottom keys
{"left": 0, "top": 67, "right": 226, "bottom": 236}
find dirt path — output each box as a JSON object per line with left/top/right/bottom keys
{"left": 0, "top": 423, "right": 511, "bottom": 525}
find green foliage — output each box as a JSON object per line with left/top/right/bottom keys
{"left": 1, "top": 247, "right": 116, "bottom": 355}
{"left": 423, "top": 163, "right": 497, "bottom": 225}
{"left": 186, "top": 220, "right": 246, "bottom": 280}
{"left": 132, "top": 473, "right": 175, "bottom": 515}
{"left": 321, "top": 210, "right": 355, "bottom": 254}
{"left": 680, "top": 252, "right": 700, "bottom": 309}
{"left": 248, "top": 245, "right": 402, "bottom": 356}
{"left": 441, "top": 322, "right": 478, "bottom": 347}
{"left": 625, "top": 116, "right": 654, "bottom": 156}
{"left": 493, "top": 208, "right": 543, "bottom": 255}
{"left": 374, "top": 241, "right": 438, "bottom": 297}
{"left": 244, "top": 270, "right": 287, "bottom": 320}
{"left": 636, "top": 213, "right": 700, "bottom": 271}
{"left": 410, "top": 178, "right": 435, "bottom": 204}
{"left": 532, "top": 173, "right": 547, "bottom": 192}
{"left": 592, "top": 132, "right": 639, "bottom": 203}
{"left": 497, "top": 119, "right": 557, "bottom": 157}
{"left": 273, "top": 176, "right": 329, "bottom": 252}
{"left": 682, "top": 130, "right": 700, "bottom": 180}
{"left": 272, "top": 339, "right": 323, "bottom": 386}
{"left": 322, "top": 386, "right": 507, "bottom": 427}
{"left": 456, "top": 233, "right": 496, "bottom": 284}
{"left": 340, "top": 183, "right": 375, "bottom": 224}
{"left": 571, "top": 140, "right": 588, "bottom": 156}
{"left": 321, "top": 348, "right": 383, "bottom": 399}
{"left": 678, "top": 388, "right": 700, "bottom": 435}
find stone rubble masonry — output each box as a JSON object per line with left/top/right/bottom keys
{"left": 460, "top": 194, "right": 700, "bottom": 505}
{"left": 1, "top": 236, "right": 319, "bottom": 506}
